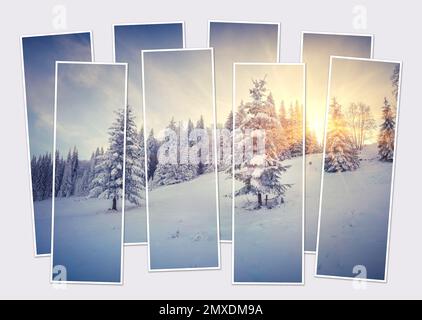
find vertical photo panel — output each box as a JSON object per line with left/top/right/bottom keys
{"left": 301, "top": 32, "right": 373, "bottom": 252}
{"left": 142, "top": 48, "right": 220, "bottom": 271}
{"left": 233, "top": 63, "right": 305, "bottom": 284}
{"left": 209, "top": 21, "right": 280, "bottom": 241}
{"left": 21, "top": 32, "right": 93, "bottom": 256}
{"left": 316, "top": 57, "right": 401, "bottom": 281}
{"left": 51, "top": 62, "right": 127, "bottom": 284}
{"left": 113, "top": 22, "right": 185, "bottom": 245}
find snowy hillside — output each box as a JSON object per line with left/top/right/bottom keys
{"left": 317, "top": 144, "right": 393, "bottom": 280}
{"left": 148, "top": 172, "right": 219, "bottom": 270}
{"left": 124, "top": 202, "right": 147, "bottom": 243}
{"left": 233, "top": 156, "right": 303, "bottom": 283}
{"left": 218, "top": 173, "right": 234, "bottom": 241}
{"left": 304, "top": 152, "right": 324, "bottom": 252}
{"left": 52, "top": 197, "right": 122, "bottom": 283}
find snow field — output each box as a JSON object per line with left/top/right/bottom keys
{"left": 233, "top": 156, "right": 303, "bottom": 283}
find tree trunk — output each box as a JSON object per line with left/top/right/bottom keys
{"left": 112, "top": 196, "right": 117, "bottom": 211}
{"left": 265, "top": 195, "right": 268, "bottom": 206}
{"left": 257, "top": 193, "right": 262, "bottom": 207}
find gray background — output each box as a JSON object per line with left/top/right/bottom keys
{"left": 0, "top": 0, "right": 420, "bottom": 299}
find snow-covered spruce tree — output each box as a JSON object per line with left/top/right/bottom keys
{"left": 54, "top": 151, "right": 65, "bottom": 197}
{"left": 391, "top": 64, "right": 400, "bottom": 104}
{"left": 305, "top": 128, "right": 320, "bottom": 154}
{"left": 264, "top": 94, "right": 288, "bottom": 160}
{"left": 89, "top": 108, "right": 125, "bottom": 211}
{"left": 151, "top": 119, "right": 180, "bottom": 187}
{"left": 284, "top": 101, "right": 303, "bottom": 157}
{"left": 124, "top": 106, "right": 145, "bottom": 206}
{"left": 30, "top": 155, "right": 38, "bottom": 200}
{"left": 324, "top": 98, "right": 360, "bottom": 173}
{"left": 70, "top": 147, "right": 79, "bottom": 196}
{"left": 378, "top": 98, "right": 395, "bottom": 162}
{"left": 31, "top": 153, "right": 53, "bottom": 201}
{"left": 224, "top": 110, "right": 233, "bottom": 131}
{"left": 146, "top": 129, "right": 159, "bottom": 181}
{"left": 88, "top": 148, "right": 105, "bottom": 197}
{"left": 58, "top": 150, "right": 72, "bottom": 197}
{"left": 195, "top": 115, "right": 206, "bottom": 175}
{"left": 234, "top": 78, "right": 290, "bottom": 209}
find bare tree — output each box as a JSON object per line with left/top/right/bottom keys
{"left": 347, "top": 102, "right": 377, "bottom": 150}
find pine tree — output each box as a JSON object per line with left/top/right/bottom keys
{"left": 391, "top": 64, "right": 400, "bottom": 104}
{"left": 54, "top": 151, "right": 65, "bottom": 197}
{"left": 324, "top": 98, "right": 360, "bottom": 172}
{"left": 305, "top": 129, "right": 320, "bottom": 154}
{"left": 70, "top": 147, "right": 79, "bottom": 196}
{"left": 224, "top": 110, "right": 233, "bottom": 131}
{"left": 234, "top": 78, "right": 290, "bottom": 208}
{"left": 278, "top": 101, "right": 287, "bottom": 128}
{"left": 30, "top": 155, "right": 38, "bottom": 200}
{"left": 124, "top": 106, "right": 145, "bottom": 206}
{"left": 58, "top": 150, "right": 72, "bottom": 197}
{"left": 146, "top": 129, "right": 159, "bottom": 180}
{"left": 88, "top": 148, "right": 105, "bottom": 197}
{"left": 89, "top": 108, "right": 125, "bottom": 210}
{"left": 195, "top": 115, "right": 206, "bottom": 174}
{"left": 79, "top": 161, "right": 91, "bottom": 196}
{"left": 378, "top": 98, "right": 395, "bottom": 162}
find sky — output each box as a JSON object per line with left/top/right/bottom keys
{"left": 209, "top": 22, "right": 279, "bottom": 126}
{"left": 235, "top": 64, "right": 305, "bottom": 118}
{"left": 302, "top": 33, "right": 372, "bottom": 143}
{"left": 329, "top": 58, "right": 399, "bottom": 144}
{"left": 22, "top": 33, "right": 92, "bottom": 158}
{"left": 55, "top": 63, "right": 127, "bottom": 160}
{"left": 114, "top": 23, "right": 184, "bottom": 129}
{"left": 143, "top": 49, "right": 214, "bottom": 136}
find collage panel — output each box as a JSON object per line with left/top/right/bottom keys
{"left": 233, "top": 63, "right": 305, "bottom": 284}
{"left": 316, "top": 57, "right": 401, "bottom": 281}
{"left": 142, "top": 49, "right": 220, "bottom": 271}
{"left": 21, "top": 32, "right": 93, "bottom": 256}
{"left": 51, "top": 62, "right": 127, "bottom": 284}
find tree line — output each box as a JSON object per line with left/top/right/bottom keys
{"left": 324, "top": 65, "right": 399, "bottom": 172}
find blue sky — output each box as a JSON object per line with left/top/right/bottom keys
{"left": 209, "top": 22, "right": 279, "bottom": 126}
{"left": 22, "top": 32, "right": 92, "bottom": 158}
{"left": 114, "top": 23, "right": 184, "bottom": 129}
{"left": 55, "top": 63, "right": 127, "bottom": 160}
{"left": 143, "top": 49, "right": 214, "bottom": 135}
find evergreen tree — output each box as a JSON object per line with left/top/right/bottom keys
{"left": 195, "top": 115, "right": 206, "bottom": 174}
{"left": 124, "top": 106, "right": 145, "bottom": 206}
{"left": 30, "top": 155, "right": 38, "bottom": 200}
{"left": 54, "top": 151, "right": 65, "bottom": 197}
{"left": 378, "top": 98, "right": 395, "bottom": 162}
{"left": 305, "top": 129, "right": 320, "bottom": 154}
{"left": 224, "top": 110, "right": 233, "bottom": 131}
{"left": 70, "top": 147, "right": 79, "bottom": 196}
{"left": 89, "top": 108, "right": 125, "bottom": 210}
{"left": 324, "top": 98, "right": 360, "bottom": 172}
{"left": 391, "top": 64, "right": 400, "bottom": 103}
{"left": 58, "top": 150, "right": 73, "bottom": 197}
{"left": 146, "top": 129, "right": 159, "bottom": 180}
{"left": 234, "top": 78, "right": 290, "bottom": 208}
{"left": 278, "top": 101, "right": 287, "bottom": 128}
